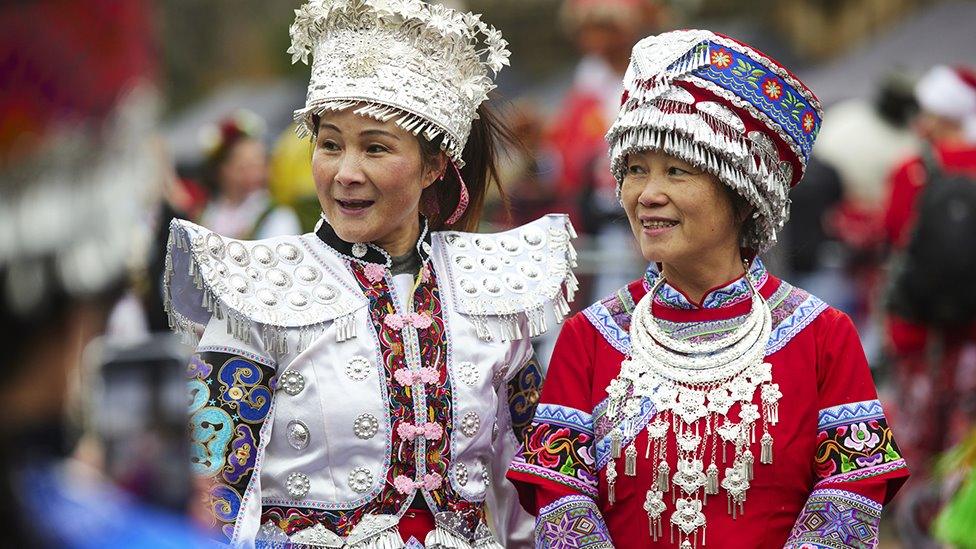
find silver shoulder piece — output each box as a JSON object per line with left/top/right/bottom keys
{"left": 164, "top": 219, "right": 366, "bottom": 353}
{"left": 435, "top": 214, "right": 579, "bottom": 342}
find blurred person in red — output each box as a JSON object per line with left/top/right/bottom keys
{"left": 549, "top": 0, "right": 667, "bottom": 303}
{"left": 0, "top": 1, "right": 207, "bottom": 547}
{"left": 882, "top": 65, "right": 976, "bottom": 482}
{"left": 198, "top": 110, "right": 302, "bottom": 240}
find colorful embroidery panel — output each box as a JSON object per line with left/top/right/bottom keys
{"left": 188, "top": 351, "right": 274, "bottom": 542}
{"left": 584, "top": 268, "right": 826, "bottom": 359}
{"left": 535, "top": 495, "right": 614, "bottom": 549}
{"left": 511, "top": 404, "right": 599, "bottom": 497}
{"left": 815, "top": 400, "right": 906, "bottom": 485}
{"left": 785, "top": 488, "right": 881, "bottom": 549}
{"left": 693, "top": 42, "right": 821, "bottom": 160}
{"left": 507, "top": 355, "right": 544, "bottom": 445}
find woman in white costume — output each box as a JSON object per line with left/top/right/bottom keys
{"left": 164, "top": 1, "right": 578, "bottom": 547}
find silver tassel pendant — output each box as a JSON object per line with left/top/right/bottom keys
{"left": 607, "top": 458, "right": 618, "bottom": 506}
{"left": 643, "top": 490, "right": 665, "bottom": 541}
{"left": 625, "top": 444, "right": 637, "bottom": 476}
{"left": 760, "top": 433, "right": 773, "bottom": 464}
{"left": 742, "top": 450, "right": 755, "bottom": 481}
{"left": 705, "top": 464, "right": 719, "bottom": 495}
{"left": 611, "top": 430, "right": 622, "bottom": 459}
{"left": 656, "top": 461, "right": 670, "bottom": 492}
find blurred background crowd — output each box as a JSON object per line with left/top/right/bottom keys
{"left": 2, "top": 0, "right": 976, "bottom": 547}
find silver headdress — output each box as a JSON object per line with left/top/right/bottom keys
{"left": 607, "top": 29, "right": 823, "bottom": 252}
{"left": 288, "top": 0, "right": 511, "bottom": 167}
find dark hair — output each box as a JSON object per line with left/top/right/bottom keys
{"left": 418, "top": 102, "right": 516, "bottom": 232}
{"left": 720, "top": 179, "right": 754, "bottom": 246}
{"left": 202, "top": 124, "right": 258, "bottom": 194}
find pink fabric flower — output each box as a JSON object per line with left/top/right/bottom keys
{"left": 419, "top": 264, "right": 431, "bottom": 284}
{"left": 397, "top": 422, "right": 421, "bottom": 440}
{"left": 363, "top": 263, "right": 387, "bottom": 283}
{"left": 384, "top": 313, "right": 405, "bottom": 330}
{"left": 393, "top": 368, "right": 415, "bottom": 386}
{"left": 410, "top": 311, "right": 433, "bottom": 330}
{"left": 393, "top": 473, "right": 442, "bottom": 494}
{"left": 422, "top": 422, "right": 444, "bottom": 440}
{"left": 393, "top": 475, "right": 416, "bottom": 495}
{"left": 421, "top": 473, "right": 443, "bottom": 490}
{"left": 417, "top": 367, "right": 439, "bottom": 384}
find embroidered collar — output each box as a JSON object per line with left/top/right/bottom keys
{"left": 315, "top": 216, "right": 433, "bottom": 267}
{"left": 642, "top": 258, "right": 769, "bottom": 310}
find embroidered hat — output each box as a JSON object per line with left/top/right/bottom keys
{"left": 288, "top": 0, "right": 510, "bottom": 168}
{"left": 607, "top": 29, "right": 823, "bottom": 252}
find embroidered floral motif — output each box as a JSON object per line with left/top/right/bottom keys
{"left": 511, "top": 404, "right": 599, "bottom": 496}
{"left": 802, "top": 111, "right": 816, "bottom": 134}
{"left": 814, "top": 400, "right": 905, "bottom": 483}
{"left": 762, "top": 77, "right": 783, "bottom": 100}
{"left": 785, "top": 488, "right": 881, "bottom": 549}
{"left": 535, "top": 495, "right": 614, "bottom": 549}
{"left": 710, "top": 48, "right": 732, "bottom": 69}
{"left": 696, "top": 44, "right": 820, "bottom": 158}
{"left": 507, "top": 355, "right": 544, "bottom": 444}
{"left": 188, "top": 351, "right": 274, "bottom": 543}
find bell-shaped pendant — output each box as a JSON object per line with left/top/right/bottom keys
{"left": 625, "top": 444, "right": 638, "bottom": 476}
{"left": 656, "top": 461, "right": 670, "bottom": 492}
{"left": 706, "top": 463, "right": 719, "bottom": 495}
{"left": 760, "top": 433, "right": 773, "bottom": 464}
{"left": 742, "top": 450, "right": 755, "bottom": 481}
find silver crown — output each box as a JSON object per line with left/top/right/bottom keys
{"left": 288, "top": 0, "right": 510, "bottom": 166}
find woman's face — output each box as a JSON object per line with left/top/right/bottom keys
{"left": 620, "top": 149, "right": 741, "bottom": 267}
{"left": 219, "top": 138, "right": 268, "bottom": 195}
{"left": 312, "top": 107, "right": 443, "bottom": 252}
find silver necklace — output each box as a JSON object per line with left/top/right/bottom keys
{"left": 606, "top": 276, "right": 781, "bottom": 549}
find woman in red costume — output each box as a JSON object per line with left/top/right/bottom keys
{"left": 508, "top": 30, "right": 909, "bottom": 548}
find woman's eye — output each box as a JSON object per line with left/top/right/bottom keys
{"left": 319, "top": 140, "right": 340, "bottom": 151}
{"left": 367, "top": 144, "right": 389, "bottom": 154}
{"left": 667, "top": 166, "right": 691, "bottom": 176}
{"left": 627, "top": 164, "right": 646, "bottom": 175}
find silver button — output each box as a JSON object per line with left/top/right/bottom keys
{"left": 345, "top": 356, "right": 371, "bottom": 380}
{"left": 266, "top": 268, "right": 291, "bottom": 288}
{"left": 207, "top": 234, "right": 225, "bottom": 258}
{"left": 253, "top": 245, "right": 276, "bottom": 266}
{"left": 256, "top": 288, "right": 279, "bottom": 307}
{"left": 353, "top": 413, "right": 379, "bottom": 439}
{"left": 227, "top": 241, "right": 250, "bottom": 266}
{"left": 313, "top": 284, "right": 339, "bottom": 305}
{"left": 287, "top": 291, "right": 310, "bottom": 310}
{"left": 277, "top": 243, "right": 303, "bottom": 264}
{"left": 280, "top": 371, "right": 305, "bottom": 396}
{"left": 460, "top": 412, "right": 480, "bottom": 437}
{"left": 454, "top": 463, "right": 468, "bottom": 486}
{"left": 287, "top": 420, "right": 310, "bottom": 450}
{"left": 456, "top": 362, "right": 478, "bottom": 386}
{"left": 229, "top": 274, "right": 249, "bottom": 294}
{"left": 286, "top": 472, "right": 310, "bottom": 499}
{"left": 295, "top": 265, "right": 321, "bottom": 284}
{"left": 348, "top": 467, "right": 373, "bottom": 493}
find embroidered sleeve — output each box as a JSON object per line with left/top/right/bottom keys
{"left": 187, "top": 345, "right": 275, "bottom": 543}
{"left": 786, "top": 310, "right": 909, "bottom": 548}
{"left": 534, "top": 495, "right": 613, "bottom": 549}
{"left": 487, "top": 354, "right": 545, "bottom": 548}
{"left": 508, "top": 317, "right": 600, "bottom": 508}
